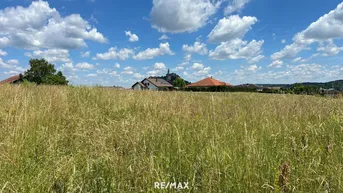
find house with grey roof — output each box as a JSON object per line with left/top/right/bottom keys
{"left": 132, "top": 78, "right": 174, "bottom": 91}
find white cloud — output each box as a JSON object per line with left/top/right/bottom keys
{"left": 95, "top": 47, "right": 134, "bottom": 60}
{"left": 248, "top": 55, "right": 265, "bottom": 64}
{"left": 208, "top": 15, "right": 257, "bottom": 43}
{"left": 81, "top": 51, "right": 90, "bottom": 58}
{"left": 281, "top": 39, "right": 286, "bottom": 44}
{"left": 295, "top": 3, "right": 343, "bottom": 42}
{"left": 115, "top": 63, "right": 120, "bottom": 68}
{"left": 247, "top": 64, "right": 261, "bottom": 72}
{"left": 133, "top": 42, "right": 174, "bottom": 60}
{"left": 96, "top": 68, "right": 119, "bottom": 76}
{"left": 133, "top": 73, "right": 145, "bottom": 79}
{"left": 209, "top": 39, "right": 264, "bottom": 61}
{"left": 191, "top": 63, "right": 204, "bottom": 70}
{"left": 25, "top": 49, "right": 71, "bottom": 63}
{"left": 86, "top": 73, "right": 97, "bottom": 77}
{"left": 0, "top": 1, "right": 106, "bottom": 50}
{"left": 268, "top": 60, "right": 283, "bottom": 68}
{"left": 121, "top": 71, "right": 134, "bottom": 75}
{"left": 271, "top": 43, "right": 310, "bottom": 61}
{"left": 182, "top": 41, "right": 208, "bottom": 55}
{"left": 121, "top": 66, "right": 135, "bottom": 75}
{"left": 147, "top": 62, "right": 167, "bottom": 76}
{"left": 58, "top": 63, "right": 77, "bottom": 78}
{"left": 317, "top": 39, "right": 343, "bottom": 56}
{"left": 0, "top": 58, "right": 11, "bottom": 69}
{"left": 292, "top": 57, "right": 303, "bottom": 63}
{"left": 75, "top": 62, "right": 94, "bottom": 70}
{"left": 0, "top": 37, "right": 10, "bottom": 48}
{"left": 150, "top": 0, "right": 221, "bottom": 33}
{"left": 272, "top": 2, "right": 343, "bottom": 61}
{"left": 0, "top": 49, "right": 7, "bottom": 56}
{"left": 159, "top": 34, "right": 170, "bottom": 40}
{"left": 224, "top": 0, "right": 251, "bottom": 15}
{"left": 125, "top": 31, "right": 139, "bottom": 42}
{"left": 7, "top": 59, "right": 19, "bottom": 65}
{"left": 184, "top": 54, "right": 192, "bottom": 61}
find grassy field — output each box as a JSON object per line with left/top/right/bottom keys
{"left": 0, "top": 85, "right": 342, "bottom": 192}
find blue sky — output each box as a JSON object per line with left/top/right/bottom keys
{"left": 1, "top": 0, "right": 343, "bottom": 87}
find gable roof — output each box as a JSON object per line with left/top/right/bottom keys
{"left": 132, "top": 82, "right": 146, "bottom": 88}
{"left": 186, "top": 77, "right": 232, "bottom": 87}
{"left": 145, "top": 78, "right": 173, "bottom": 87}
{"left": 0, "top": 75, "right": 20, "bottom": 85}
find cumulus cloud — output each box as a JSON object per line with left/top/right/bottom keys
{"left": 208, "top": 15, "right": 257, "bottom": 43}
{"left": 95, "top": 47, "right": 135, "bottom": 60}
{"left": 224, "top": 0, "right": 251, "bottom": 15}
{"left": 159, "top": 34, "right": 170, "bottom": 40}
{"left": 0, "top": 49, "right": 7, "bottom": 56}
{"left": 147, "top": 62, "right": 167, "bottom": 76}
{"left": 182, "top": 41, "right": 208, "bottom": 55}
{"left": 150, "top": 0, "right": 221, "bottom": 33}
{"left": 248, "top": 55, "right": 265, "bottom": 64}
{"left": 133, "top": 42, "right": 174, "bottom": 60}
{"left": 115, "top": 63, "right": 120, "bottom": 68}
{"left": 7, "top": 59, "right": 19, "bottom": 65}
{"left": 96, "top": 68, "right": 119, "bottom": 76}
{"left": 272, "top": 2, "right": 343, "bottom": 61}
{"left": 75, "top": 62, "right": 94, "bottom": 70}
{"left": 271, "top": 43, "right": 310, "bottom": 61}
{"left": 125, "top": 31, "right": 139, "bottom": 42}
{"left": 25, "top": 49, "right": 71, "bottom": 63}
{"left": 0, "top": 1, "right": 106, "bottom": 50}
{"left": 317, "top": 39, "right": 343, "bottom": 56}
{"left": 86, "top": 73, "right": 97, "bottom": 77}
{"left": 268, "top": 60, "right": 283, "bottom": 68}
{"left": 209, "top": 39, "right": 264, "bottom": 61}
{"left": 132, "top": 73, "right": 144, "bottom": 79}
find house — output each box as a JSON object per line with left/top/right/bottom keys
{"left": 320, "top": 88, "right": 340, "bottom": 97}
{"left": 186, "top": 77, "right": 231, "bottom": 88}
{"left": 132, "top": 78, "right": 174, "bottom": 91}
{"left": 0, "top": 75, "right": 20, "bottom": 85}
{"left": 234, "top": 83, "right": 264, "bottom": 92}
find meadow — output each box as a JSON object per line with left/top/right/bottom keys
{"left": 0, "top": 85, "right": 342, "bottom": 192}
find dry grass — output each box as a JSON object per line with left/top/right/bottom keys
{"left": 0, "top": 85, "right": 342, "bottom": 192}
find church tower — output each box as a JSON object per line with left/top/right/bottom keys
{"left": 166, "top": 69, "right": 171, "bottom": 82}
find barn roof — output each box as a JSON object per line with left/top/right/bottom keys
{"left": 0, "top": 75, "right": 20, "bottom": 85}
{"left": 186, "top": 77, "right": 231, "bottom": 87}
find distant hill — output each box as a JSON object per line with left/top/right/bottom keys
{"left": 257, "top": 80, "right": 343, "bottom": 91}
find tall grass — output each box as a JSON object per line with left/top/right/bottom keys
{"left": 0, "top": 85, "right": 342, "bottom": 192}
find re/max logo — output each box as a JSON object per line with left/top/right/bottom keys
{"left": 154, "top": 182, "right": 189, "bottom": 189}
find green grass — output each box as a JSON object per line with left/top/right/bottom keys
{"left": 0, "top": 85, "right": 342, "bottom": 192}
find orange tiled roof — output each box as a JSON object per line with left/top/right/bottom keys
{"left": 186, "top": 77, "right": 232, "bottom": 87}
{"left": 0, "top": 75, "right": 20, "bottom": 85}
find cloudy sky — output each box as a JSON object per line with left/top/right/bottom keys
{"left": 1, "top": 0, "right": 343, "bottom": 87}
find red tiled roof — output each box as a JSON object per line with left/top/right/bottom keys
{"left": 0, "top": 75, "right": 20, "bottom": 85}
{"left": 186, "top": 77, "right": 232, "bottom": 87}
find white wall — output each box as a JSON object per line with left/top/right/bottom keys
{"left": 132, "top": 83, "right": 143, "bottom": 91}
{"left": 142, "top": 79, "right": 158, "bottom": 90}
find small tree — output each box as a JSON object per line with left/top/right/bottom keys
{"left": 173, "top": 78, "right": 186, "bottom": 88}
{"left": 21, "top": 59, "right": 68, "bottom": 85}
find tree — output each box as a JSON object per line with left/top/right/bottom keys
{"left": 20, "top": 59, "right": 68, "bottom": 85}
{"left": 173, "top": 78, "right": 186, "bottom": 88}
